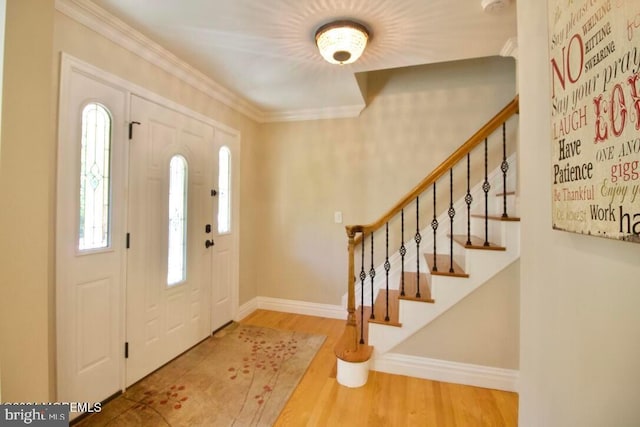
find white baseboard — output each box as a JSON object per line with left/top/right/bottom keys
{"left": 235, "top": 296, "right": 346, "bottom": 322}
{"left": 372, "top": 353, "right": 519, "bottom": 392}
{"left": 235, "top": 298, "right": 259, "bottom": 321}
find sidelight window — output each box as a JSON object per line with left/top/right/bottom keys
{"left": 167, "top": 155, "right": 188, "bottom": 286}
{"left": 218, "top": 146, "right": 231, "bottom": 234}
{"left": 79, "top": 103, "right": 112, "bottom": 251}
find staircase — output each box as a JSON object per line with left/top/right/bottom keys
{"left": 335, "top": 96, "right": 520, "bottom": 388}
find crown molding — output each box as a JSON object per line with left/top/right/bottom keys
{"left": 263, "top": 103, "right": 365, "bottom": 123}
{"left": 500, "top": 37, "right": 518, "bottom": 59}
{"left": 55, "top": 0, "right": 266, "bottom": 122}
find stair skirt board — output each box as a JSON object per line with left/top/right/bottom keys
{"left": 372, "top": 353, "right": 519, "bottom": 392}
{"left": 236, "top": 296, "right": 347, "bottom": 322}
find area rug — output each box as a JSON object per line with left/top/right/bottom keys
{"left": 76, "top": 324, "right": 325, "bottom": 426}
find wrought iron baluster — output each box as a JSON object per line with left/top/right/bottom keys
{"left": 400, "top": 209, "right": 406, "bottom": 296}
{"left": 384, "top": 222, "right": 390, "bottom": 321}
{"left": 431, "top": 183, "right": 438, "bottom": 272}
{"left": 465, "top": 153, "right": 473, "bottom": 246}
{"left": 501, "top": 122, "right": 510, "bottom": 218}
{"left": 369, "top": 233, "right": 376, "bottom": 319}
{"left": 359, "top": 234, "right": 366, "bottom": 344}
{"left": 483, "top": 138, "right": 491, "bottom": 247}
{"left": 448, "top": 168, "right": 455, "bottom": 273}
{"left": 415, "top": 197, "right": 422, "bottom": 298}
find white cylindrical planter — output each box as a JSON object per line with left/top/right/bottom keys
{"left": 336, "top": 358, "right": 370, "bottom": 388}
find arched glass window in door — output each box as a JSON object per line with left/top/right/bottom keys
{"left": 218, "top": 146, "right": 231, "bottom": 234}
{"left": 79, "top": 103, "right": 112, "bottom": 251}
{"left": 167, "top": 155, "right": 188, "bottom": 286}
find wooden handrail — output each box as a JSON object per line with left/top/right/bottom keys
{"left": 346, "top": 95, "right": 519, "bottom": 238}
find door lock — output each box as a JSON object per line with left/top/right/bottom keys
{"left": 205, "top": 224, "right": 211, "bottom": 233}
{"left": 205, "top": 239, "right": 215, "bottom": 248}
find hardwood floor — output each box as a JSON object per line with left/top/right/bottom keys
{"left": 241, "top": 310, "right": 519, "bottom": 426}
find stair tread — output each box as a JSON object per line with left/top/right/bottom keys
{"left": 369, "top": 290, "right": 402, "bottom": 327}
{"left": 451, "top": 234, "right": 506, "bottom": 251}
{"left": 470, "top": 213, "right": 521, "bottom": 222}
{"left": 424, "top": 253, "right": 469, "bottom": 277}
{"left": 496, "top": 191, "right": 516, "bottom": 197}
{"left": 399, "top": 272, "right": 434, "bottom": 303}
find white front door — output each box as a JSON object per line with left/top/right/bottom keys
{"left": 56, "top": 69, "right": 127, "bottom": 404}
{"left": 125, "top": 95, "right": 214, "bottom": 385}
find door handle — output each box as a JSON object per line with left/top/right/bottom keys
{"left": 205, "top": 239, "right": 215, "bottom": 248}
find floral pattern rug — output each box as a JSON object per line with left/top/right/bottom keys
{"left": 76, "top": 324, "right": 325, "bottom": 426}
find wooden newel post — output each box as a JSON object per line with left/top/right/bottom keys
{"left": 345, "top": 228, "right": 358, "bottom": 352}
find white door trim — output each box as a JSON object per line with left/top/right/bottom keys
{"left": 57, "top": 53, "right": 241, "bottom": 396}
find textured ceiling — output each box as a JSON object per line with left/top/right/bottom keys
{"left": 89, "top": 0, "right": 517, "bottom": 117}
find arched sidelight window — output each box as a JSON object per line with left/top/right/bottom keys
{"left": 218, "top": 146, "right": 231, "bottom": 234}
{"left": 79, "top": 103, "right": 112, "bottom": 251}
{"left": 167, "top": 155, "right": 188, "bottom": 286}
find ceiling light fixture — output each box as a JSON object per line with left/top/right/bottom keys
{"left": 315, "top": 20, "right": 370, "bottom": 65}
{"left": 481, "top": 0, "right": 511, "bottom": 13}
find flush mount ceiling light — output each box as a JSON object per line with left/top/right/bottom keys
{"left": 315, "top": 20, "right": 370, "bottom": 65}
{"left": 481, "top": 0, "right": 511, "bottom": 13}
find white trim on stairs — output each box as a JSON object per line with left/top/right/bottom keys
{"left": 372, "top": 353, "right": 519, "bottom": 392}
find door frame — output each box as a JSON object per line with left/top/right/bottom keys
{"left": 56, "top": 53, "right": 241, "bottom": 397}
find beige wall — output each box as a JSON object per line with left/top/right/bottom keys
{"left": 394, "top": 260, "right": 519, "bottom": 369}
{"left": 518, "top": 1, "right": 640, "bottom": 425}
{"left": 0, "top": 0, "right": 56, "bottom": 401}
{"left": 258, "top": 57, "right": 516, "bottom": 305}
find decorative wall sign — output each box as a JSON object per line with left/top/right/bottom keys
{"left": 548, "top": 0, "right": 640, "bottom": 242}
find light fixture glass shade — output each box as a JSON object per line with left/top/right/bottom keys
{"left": 315, "top": 21, "right": 369, "bottom": 65}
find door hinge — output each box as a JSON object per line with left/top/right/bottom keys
{"left": 126, "top": 233, "right": 130, "bottom": 249}
{"left": 128, "top": 121, "right": 141, "bottom": 140}
{"left": 125, "top": 342, "right": 129, "bottom": 359}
